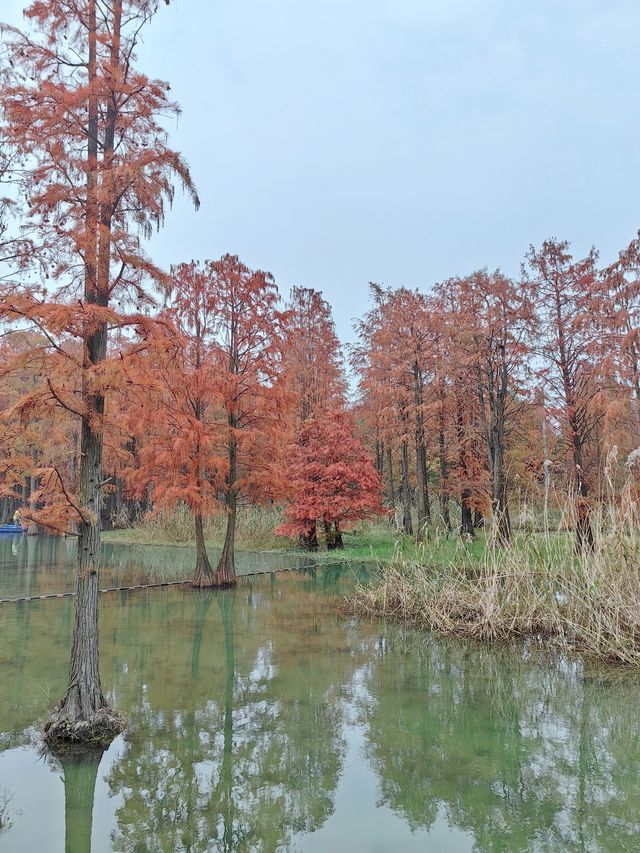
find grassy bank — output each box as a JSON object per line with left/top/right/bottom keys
{"left": 352, "top": 519, "right": 640, "bottom": 665}
{"left": 103, "top": 505, "right": 289, "bottom": 551}
{"left": 103, "top": 507, "right": 448, "bottom": 563}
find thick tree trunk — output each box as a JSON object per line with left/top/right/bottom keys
{"left": 299, "top": 520, "right": 319, "bottom": 551}
{"left": 400, "top": 438, "right": 413, "bottom": 535}
{"left": 213, "top": 495, "right": 237, "bottom": 587}
{"left": 45, "top": 387, "right": 124, "bottom": 744}
{"left": 324, "top": 520, "right": 344, "bottom": 550}
{"left": 460, "top": 492, "right": 475, "bottom": 538}
{"left": 191, "top": 511, "right": 215, "bottom": 588}
{"left": 324, "top": 518, "right": 336, "bottom": 549}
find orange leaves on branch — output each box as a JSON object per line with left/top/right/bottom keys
{"left": 124, "top": 255, "right": 289, "bottom": 522}
{"left": 282, "top": 286, "right": 346, "bottom": 427}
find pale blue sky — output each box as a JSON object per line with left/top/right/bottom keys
{"left": 3, "top": 1, "right": 640, "bottom": 344}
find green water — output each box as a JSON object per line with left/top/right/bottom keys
{"left": 1, "top": 537, "right": 640, "bottom": 851}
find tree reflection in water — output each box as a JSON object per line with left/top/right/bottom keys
{"left": 2, "top": 547, "right": 640, "bottom": 850}
{"left": 362, "top": 628, "right": 640, "bottom": 850}
{"left": 0, "top": 786, "right": 13, "bottom": 836}
{"left": 56, "top": 747, "right": 105, "bottom": 853}
{"left": 107, "top": 579, "right": 355, "bottom": 852}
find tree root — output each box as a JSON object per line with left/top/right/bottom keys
{"left": 44, "top": 706, "right": 126, "bottom": 748}
{"left": 189, "top": 572, "right": 237, "bottom": 589}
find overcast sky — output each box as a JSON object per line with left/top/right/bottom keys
{"left": 3, "top": 0, "right": 640, "bottom": 345}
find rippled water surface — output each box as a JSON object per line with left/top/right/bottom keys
{"left": 1, "top": 535, "right": 639, "bottom": 851}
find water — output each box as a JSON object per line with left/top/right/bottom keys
{"left": 1, "top": 536, "right": 640, "bottom": 852}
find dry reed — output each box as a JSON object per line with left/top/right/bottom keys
{"left": 352, "top": 472, "right": 640, "bottom": 665}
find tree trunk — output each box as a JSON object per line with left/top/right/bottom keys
{"left": 21, "top": 475, "right": 30, "bottom": 519}
{"left": 299, "top": 520, "right": 319, "bottom": 551}
{"left": 460, "top": 492, "right": 475, "bottom": 538}
{"left": 438, "top": 420, "right": 451, "bottom": 532}
{"left": 191, "top": 511, "right": 215, "bottom": 588}
{"left": 491, "top": 443, "right": 511, "bottom": 543}
{"left": 573, "top": 430, "right": 594, "bottom": 552}
{"left": 45, "top": 389, "right": 124, "bottom": 744}
{"left": 415, "top": 438, "right": 431, "bottom": 541}
{"left": 400, "top": 438, "right": 413, "bottom": 535}
{"left": 455, "top": 397, "right": 475, "bottom": 540}
{"left": 375, "top": 439, "right": 383, "bottom": 477}
{"left": 324, "top": 518, "right": 336, "bottom": 550}
{"left": 213, "top": 410, "right": 238, "bottom": 586}
{"left": 385, "top": 445, "right": 395, "bottom": 508}
{"left": 413, "top": 361, "right": 430, "bottom": 541}
{"left": 213, "top": 495, "right": 237, "bottom": 587}
{"left": 323, "top": 520, "right": 344, "bottom": 550}
{"left": 565, "top": 400, "right": 594, "bottom": 552}
{"left": 552, "top": 276, "right": 595, "bottom": 553}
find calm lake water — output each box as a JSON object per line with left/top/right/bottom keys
{"left": 1, "top": 536, "right": 640, "bottom": 852}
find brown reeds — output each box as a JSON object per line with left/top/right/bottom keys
{"left": 351, "top": 470, "right": 640, "bottom": 665}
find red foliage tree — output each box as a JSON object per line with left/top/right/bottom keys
{"left": 281, "top": 287, "right": 347, "bottom": 547}
{"left": 125, "top": 255, "right": 287, "bottom": 587}
{"left": 277, "top": 410, "right": 383, "bottom": 548}
{"left": 602, "top": 232, "right": 640, "bottom": 439}
{"left": 436, "top": 271, "right": 532, "bottom": 541}
{"left": 0, "top": 0, "right": 197, "bottom": 743}
{"left": 123, "top": 261, "right": 225, "bottom": 587}
{"left": 204, "top": 255, "right": 288, "bottom": 585}
{"left": 283, "top": 287, "right": 346, "bottom": 426}
{"left": 353, "top": 284, "right": 438, "bottom": 540}
{"left": 524, "top": 240, "right": 603, "bottom": 550}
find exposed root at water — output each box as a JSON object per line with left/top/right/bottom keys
{"left": 44, "top": 706, "right": 125, "bottom": 747}
{"left": 189, "top": 573, "right": 237, "bottom": 590}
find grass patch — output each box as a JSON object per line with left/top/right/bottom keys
{"left": 103, "top": 510, "right": 452, "bottom": 563}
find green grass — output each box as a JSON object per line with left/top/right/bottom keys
{"left": 102, "top": 506, "right": 495, "bottom": 565}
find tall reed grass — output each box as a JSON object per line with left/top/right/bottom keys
{"left": 352, "top": 472, "right": 640, "bottom": 665}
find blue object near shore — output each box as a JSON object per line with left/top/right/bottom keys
{"left": 0, "top": 524, "right": 27, "bottom": 534}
